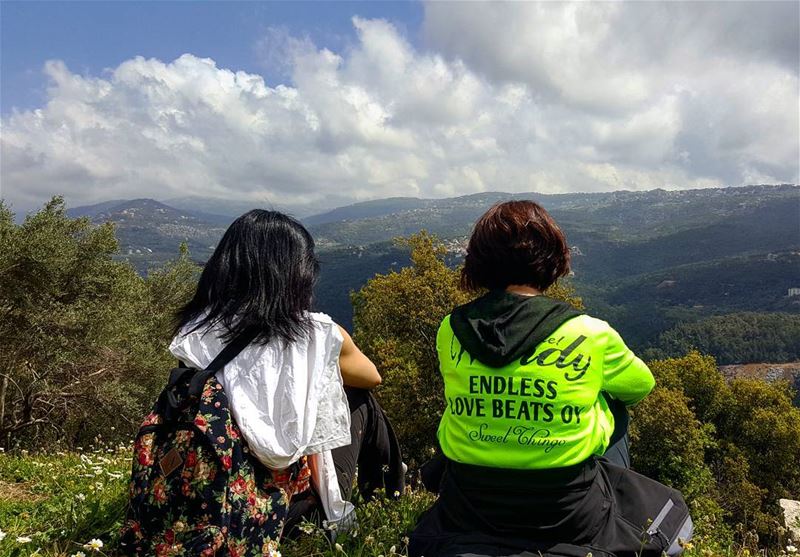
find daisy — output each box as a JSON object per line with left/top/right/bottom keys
{"left": 83, "top": 538, "right": 104, "bottom": 552}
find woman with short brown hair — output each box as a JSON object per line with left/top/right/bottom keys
{"left": 410, "top": 201, "right": 690, "bottom": 556}
{"left": 460, "top": 200, "right": 571, "bottom": 294}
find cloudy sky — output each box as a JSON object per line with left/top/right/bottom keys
{"left": 1, "top": 1, "right": 798, "bottom": 215}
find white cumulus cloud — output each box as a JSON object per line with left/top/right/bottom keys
{"left": 1, "top": 5, "right": 797, "bottom": 214}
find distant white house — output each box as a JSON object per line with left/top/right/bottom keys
{"left": 789, "top": 288, "right": 800, "bottom": 297}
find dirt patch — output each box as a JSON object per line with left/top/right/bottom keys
{"left": 0, "top": 480, "right": 45, "bottom": 504}
{"left": 780, "top": 498, "right": 800, "bottom": 541}
{"left": 719, "top": 363, "right": 800, "bottom": 406}
{"left": 719, "top": 362, "right": 800, "bottom": 382}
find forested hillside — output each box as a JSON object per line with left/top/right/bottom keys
{"left": 61, "top": 185, "right": 800, "bottom": 365}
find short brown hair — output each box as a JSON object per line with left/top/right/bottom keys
{"left": 460, "top": 200, "right": 571, "bottom": 291}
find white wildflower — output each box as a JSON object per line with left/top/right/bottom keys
{"left": 75, "top": 493, "right": 86, "bottom": 501}
{"left": 84, "top": 538, "right": 104, "bottom": 551}
{"left": 390, "top": 545, "right": 397, "bottom": 554}
{"left": 0, "top": 529, "right": 5, "bottom": 541}
{"left": 787, "top": 546, "right": 798, "bottom": 554}
{"left": 72, "top": 552, "right": 87, "bottom": 557}
{"left": 297, "top": 521, "right": 315, "bottom": 534}
{"left": 16, "top": 536, "right": 32, "bottom": 543}
{"left": 335, "top": 543, "right": 344, "bottom": 552}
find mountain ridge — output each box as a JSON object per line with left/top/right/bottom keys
{"left": 63, "top": 184, "right": 800, "bottom": 344}
{"left": 69, "top": 183, "right": 798, "bottom": 230}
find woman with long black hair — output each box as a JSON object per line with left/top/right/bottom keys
{"left": 169, "top": 210, "right": 403, "bottom": 536}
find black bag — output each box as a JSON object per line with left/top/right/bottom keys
{"left": 592, "top": 458, "right": 693, "bottom": 557}
{"left": 119, "top": 330, "right": 308, "bottom": 556}
{"left": 409, "top": 457, "right": 693, "bottom": 557}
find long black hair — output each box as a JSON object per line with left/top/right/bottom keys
{"left": 175, "top": 209, "right": 319, "bottom": 344}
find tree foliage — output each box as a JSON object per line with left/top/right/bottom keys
{"left": 352, "top": 231, "right": 583, "bottom": 465}
{"left": 649, "top": 312, "right": 800, "bottom": 365}
{"left": 0, "top": 197, "right": 197, "bottom": 449}
{"left": 631, "top": 351, "right": 800, "bottom": 546}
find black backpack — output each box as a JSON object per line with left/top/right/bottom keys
{"left": 409, "top": 457, "right": 693, "bottom": 557}
{"left": 593, "top": 458, "right": 694, "bottom": 557}
{"left": 119, "top": 331, "right": 306, "bottom": 556}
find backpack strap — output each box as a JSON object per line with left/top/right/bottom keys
{"left": 187, "top": 327, "right": 261, "bottom": 401}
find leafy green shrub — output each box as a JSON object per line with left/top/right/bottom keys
{"left": 717, "top": 379, "right": 800, "bottom": 511}
{"left": 630, "top": 387, "right": 715, "bottom": 499}
{"left": 0, "top": 197, "right": 196, "bottom": 451}
{"left": 706, "top": 441, "right": 769, "bottom": 544}
{"left": 351, "top": 233, "right": 473, "bottom": 465}
{"left": 635, "top": 352, "right": 800, "bottom": 547}
{"left": 648, "top": 351, "right": 730, "bottom": 423}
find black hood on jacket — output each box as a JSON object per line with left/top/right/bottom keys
{"left": 449, "top": 290, "right": 583, "bottom": 368}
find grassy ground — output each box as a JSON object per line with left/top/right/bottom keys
{"left": 0, "top": 446, "right": 434, "bottom": 557}
{"left": 0, "top": 448, "right": 794, "bottom": 557}
{"left": 0, "top": 446, "right": 129, "bottom": 557}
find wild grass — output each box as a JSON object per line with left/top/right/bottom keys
{"left": 0, "top": 446, "right": 128, "bottom": 556}
{"left": 0, "top": 446, "right": 434, "bottom": 557}
{"left": 0, "top": 449, "right": 794, "bottom": 557}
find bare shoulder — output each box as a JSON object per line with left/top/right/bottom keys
{"left": 336, "top": 324, "right": 353, "bottom": 343}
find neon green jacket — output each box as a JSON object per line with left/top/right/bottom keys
{"left": 437, "top": 294, "right": 655, "bottom": 470}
